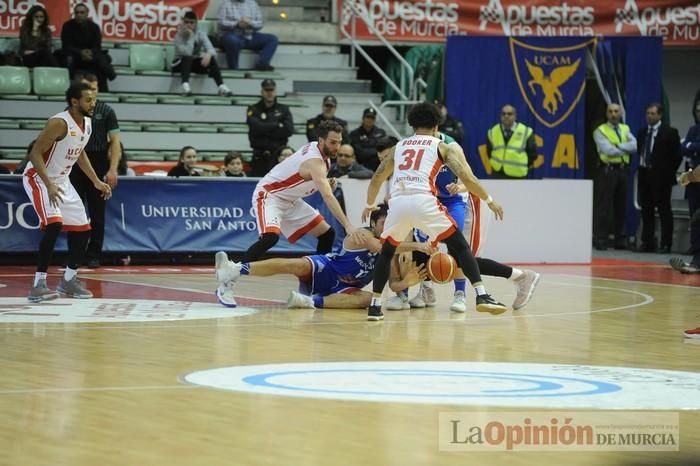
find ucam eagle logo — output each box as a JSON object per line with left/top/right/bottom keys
{"left": 509, "top": 38, "right": 594, "bottom": 128}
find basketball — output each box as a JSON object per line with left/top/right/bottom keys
{"left": 427, "top": 252, "right": 457, "bottom": 284}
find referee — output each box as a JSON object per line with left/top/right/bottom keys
{"left": 69, "top": 73, "right": 121, "bottom": 268}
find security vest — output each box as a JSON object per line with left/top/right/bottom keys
{"left": 596, "top": 123, "right": 631, "bottom": 165}
{"left": 488, "top": 122, "right": 532, "bottom": 178}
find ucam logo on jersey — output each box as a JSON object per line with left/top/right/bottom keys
{"left": 336, "top": 0, "right": 699, "bottom": 45}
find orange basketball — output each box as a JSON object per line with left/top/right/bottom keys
{"left": 427, "top": 252, "right": 457, "bottom": 284}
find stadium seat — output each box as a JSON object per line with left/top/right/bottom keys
{"left": 32, "top": 67, "right": 70, "bottom": 95}
{"left": 182, "top": 125, "right": 218, "bottom": 133}
{"left": 129, "top": 44, "right": 165, "bottom": 72}
{"left": 198, "top": 20, "right": 217, "bottom": 37}
{"left": 0, "top": 66, "right": 31, "bottom": 94}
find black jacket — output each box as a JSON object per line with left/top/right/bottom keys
{"left": 246, "top": 99, "right": 294, "bottom": 153}
{"left": 328, "top": 161, "right": 373, "bottom": 179}
{"left": 61, "top": 19, "right": 102, "bottom": 55}
{"left": 636, "top": 124, "right": 682, "bottom": 185}
{"left": 306, "top": 114, "right": 349, "bottom": 143}
{"left": 349, "top": 125, "right": 387, "bottom": 171}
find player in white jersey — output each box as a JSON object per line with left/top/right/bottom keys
{"left": 361, "top": 102, "right": 507, "bottom": 321}
{"left": 23, "top": 82, "right": 112, "bottom": 303}
{"left": 215, "top": 120, "right": 362, "bottom": 307}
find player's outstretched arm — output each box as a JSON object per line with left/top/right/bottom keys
{"left": 362, "top": 147, "right": 395, "bottom": 223}
{"left": 308, "top": 158, "right": 359, "bottom": 238}
{"left": 440, "top": 142, "right": 503, "bottom": 220}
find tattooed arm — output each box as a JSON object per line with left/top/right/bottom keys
{"left": 439, "top": 141, "right": 503, "bottom": 220}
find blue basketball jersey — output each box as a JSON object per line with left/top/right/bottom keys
{"left": 302, "top": 239, "right": 378, "bottom": 296}
{"left": 435, "top": 132, "right": 462, "bottom": 201}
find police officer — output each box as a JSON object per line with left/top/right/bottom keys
{"left": 486, "top": 104, "right": 536, "bottom": 179}
{"left": 592, "top": 103, "right": 637, "bottom": 250}
{"left": 436, "top": 101, "right": 464, "bottom": 147}
{"left": 306, "top": 95, "right": 349, "bottom": 143}
{"left": 349, "top": 107, "right": 386, "bottom": 172}
{"left": 246, "top": 79, "right": 294, "bottom": 177}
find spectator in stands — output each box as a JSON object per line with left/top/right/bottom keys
{"left": 277, "top": 146, "right": 294, "bottom": 164}
{"left": 168, "top": 146, "right": 201, "bottom": 177}
{"left": 328, "top": 144, "right": 373, "bottom": 179}
{"left": 306, "top": 95, "right": 349, "bottom": 143}
{"left": 486, "top": 104, "right": 536, "bottom": 179}
{"left": 217, "top": 0, "right": 278, "bottom": 71}
{"left": 60, "top": 3, "right": 116, "bottom": 92}
{"left": 116, "top": 142, "right": 135, "bottom": 176}
{"left": 349, "top": 108, "right": 386, "bottom": 172}
{"left": 436, "top": 101, "right": 464, "bottom": 147}
{"left": 635, "top": 103, "right": 681, "bottom": 253}
{"left": 13, "top": 140, "right": 35, "bottom": 175}
{"left": 70, "top": 73, "right": 121, "bottom": 268}
{"left": 246, "top": 79, "right": 294, "bottom": 177}
{"left": 173, "top": 11, "right": 232, "bottom": 97}
{"left": 222, "top": 151, "right": 246, "bottom": 177}
{"left": 681, "top": 101, "right": 700, "bottom": 250}
{"left": 592, "top": 103, "right": 637, "bottom": 250}
{"left": 376, "top": 135, "right": 399, "bottom": 163}
{"left": 19, "top": 5, "right": 59, "bottom": 68}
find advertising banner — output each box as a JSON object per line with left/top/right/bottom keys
{"left": 338, "top": 0, "right": 700, "bottom": 46}
{"left": 0, "top": 176, "right": 344, "bottom": 254}
{"left": 446, "top": 36, "right": 593, "bottom": 179}
{"left": 0, "top": 0, "right": 209, "bottom": 43}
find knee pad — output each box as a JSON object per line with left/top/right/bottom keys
{"left": 316, "top": 227, "right": 335, "bottom": 254}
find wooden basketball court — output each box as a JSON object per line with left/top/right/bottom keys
{"left": 1, "top": 260, "right": 699, "bottom": 465}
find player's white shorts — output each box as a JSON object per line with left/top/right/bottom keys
{"left": 382, "top": 193, "right": 456, "bottom": 247}
{"left": 23, "top": 173, "right": 90, "bottom": 230}
{"left": 252, "top": 189, "right": 324, "bottom": 243}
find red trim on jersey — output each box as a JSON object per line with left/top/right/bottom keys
{"left": 43, "top": 141, "right": 58, "bottom": 166}
{"left": 382, "top": 235, "right": 401, "bottom": 246}
{"left": 428, "top": 158, "right": 443, "bottom": 195}
{"left": 288, "top": 214, "right": 323, "bottom": 244}
{"left": 42, "top": 216, "right": 63, "bottom": 229}
{"left": 255, "top": 191, "right": 270, "bottom": 234}
{"left": 433, "top": 225, "right": 457, "bottom": 246}
{"left": 62, "top": 224, "right": 91, "bottom": 232}
{"left": 468, "top": 193, "right": 481, "bottom": 254}
{"left": 26, "top": 174, "right": 47, "bottom": 224}
{"left": 263, "top": 173, "right": 305, "bottom": 194}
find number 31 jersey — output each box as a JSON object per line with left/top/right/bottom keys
{"left": 391, "top": 134, "right": 443, "bottom": 197}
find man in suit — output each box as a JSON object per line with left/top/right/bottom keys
{"left": 635, "top": 103, "right": 682, "bottom": 253}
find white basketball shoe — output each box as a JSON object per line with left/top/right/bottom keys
{"left": 215, "top": 251, "right": 242, "bottom": 307}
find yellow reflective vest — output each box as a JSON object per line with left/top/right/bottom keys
{"left": 596, "top": 123, "right": 631, "bottom": 164}
{"left": 488, "top": 122, "right": 533, "bottom": 178}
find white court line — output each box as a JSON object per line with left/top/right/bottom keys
{"left": 552, "top": 272, "right": 700, "bottom": 290}
{"left": 0, "top": 276, "right": 655, "bottom": 331}
{"left": 0, "top": 384, "right": 199, "bottom": 395}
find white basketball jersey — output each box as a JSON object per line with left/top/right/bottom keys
{"left": 390, "top": 134, "right": 443, "bottom": 197}
{"left": 24, "top": 111, "right": 92, "bottom": 180}
{"left": 258, "top": 142, "right": 330, "bottom": 201}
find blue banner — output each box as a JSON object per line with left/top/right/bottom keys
{"left": 0, "top": 176, "right": 344, "bottom": 254}
{"left": 446, "top": 36, "right": 594, "bottom": 179}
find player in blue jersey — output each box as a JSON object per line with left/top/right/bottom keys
{"left": 387, "top": 132, "right": 541, "bottom": 312}
{"left": 215, "top": 204, "right": 433, "bottom": 309}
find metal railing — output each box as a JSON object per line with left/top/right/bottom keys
{"left": 339, "top": 0, "right": 428, "bottom": 135}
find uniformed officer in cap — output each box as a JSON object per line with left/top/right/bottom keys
{"left": 306, "top": 95, "right": 349, "bottom": 143}
{"left": 348, "top": 107, "right": 386, "bottom": 171}
{"left": 246, "top": 78, "right": 294, "bottom": 176}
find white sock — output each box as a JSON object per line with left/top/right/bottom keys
{"left": 64, "top": 267, "right": 78, "bottom": 282}
{"left": 474, "top": 285, "right": 486, "bottom": 296}
{"left": 34, "top": 272, "right": 47, "bottom": 287}
{"left": 370, "top": 296, "right": 382, "bottom": 307}
{"left": 422, "top": 280, "right": 434, "bottom": 290}
{"left": 509, "top": 268, "right": 524, "bottom": 280}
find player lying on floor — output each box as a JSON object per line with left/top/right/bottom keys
{"left": 214, "top": 204, "right": 434, "bottom": 309}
